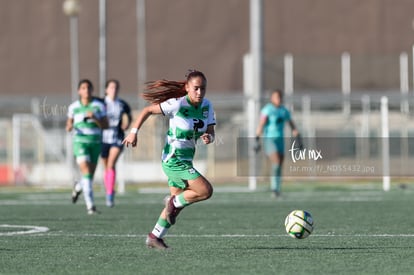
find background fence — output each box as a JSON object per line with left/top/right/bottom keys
{"left": 2, "top": 53, "right": 414, "bottom": 188}
{"left": 1, "top": 92, "right": 414, "bottom": 188}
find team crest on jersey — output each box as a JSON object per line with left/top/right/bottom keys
{"left": 202, "top": 106, "right": 209, "bottom": 118}
{"left": 188, "top": 168, "right": 196, "bottom": 174}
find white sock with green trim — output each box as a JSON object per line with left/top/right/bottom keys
{"left": 151, "top": 218, "right": 171, "bottom": 238}
{"left": 173, "top": 193, "right": 190, "bottom": 208}
{"left": 81, "top": 176, "right": 94, "bottom": 210}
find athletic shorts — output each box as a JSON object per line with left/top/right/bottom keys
{"left": 263, "top": 137, "right": 285, "bottom": 156}
{"left": 162, "top": 158, "right": 201, "bottom": 189}
{"left": 101, "top": 142, "right": 124, "bottom": 158}
{"left": 73, "top": 141, "right": 102, "bottom": 164}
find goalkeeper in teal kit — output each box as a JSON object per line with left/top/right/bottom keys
{"left": 256, "top": 89, "right": 299, "bottom": 197}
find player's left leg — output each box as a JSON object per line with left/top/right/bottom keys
{"left": 165, "top": 175, "right": 213, "bottom": 225}
{"left": 147, "top": 176, "right": 213, "bottom": 249}
{"left": 104, "top": 146, "right": 122, "bottom": 207}
{"left": 180, "top": 175, "right": 213, "bottom": 203}
{"left": 268, "top": 152, "right": 284, "bottom": 197}
{"left": 82, "top": 143, "right": 101, "bottom": 214}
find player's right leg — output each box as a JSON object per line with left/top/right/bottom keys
{"left": 267, "top": 139, "right": 284, "bottom": 197}
{"left": 71, "top": 141, "right": 83, "bottom": 203}
{"left": 146, "top": 217, "right": 171, "bottom": 249}
{"left": 104, "top": 146, "right": 122, "bottom": 207}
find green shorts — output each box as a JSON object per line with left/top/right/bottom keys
{"left": 73, "top": 141, "right": 102, "bottom": 164}
{"left": 162, "top": 158, "right": 201, "bottom": 189}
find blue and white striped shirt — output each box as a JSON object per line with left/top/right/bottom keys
{"left": 102, "top": 96, "right": 131, "bottom": 145}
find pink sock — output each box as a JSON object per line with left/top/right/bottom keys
{"left": 104, "top": 169, "right": 116, "bottom": 195}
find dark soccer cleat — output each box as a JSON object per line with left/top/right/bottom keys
{"left": 71, "top": 181, "right": 82, "bottom": 204}
{"left": 87, "top": 206, "right": 100, "bottom": 215}
{"left": 165, "top": 195, "right": 182, "bottom": 225}
{"left": 271, "top": 191, "right": 281, "bottom": 198}
{"left": 146, "top": 233, "right": 169, "bottom": 250}
{"left": 106, "top": 193, "right": 115, "bottom": 208}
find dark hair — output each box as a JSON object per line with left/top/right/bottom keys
{"left": 105, "top": 79, "right": 120, "bottom": 93}
{"left": 142, "top": 70, "right": 207, "bottom": 104}
{"left": 78, "top": 79, "right": 94, "bottom": 92}
{"left": 271, "top": 89, "right": 283, "bottom": 98}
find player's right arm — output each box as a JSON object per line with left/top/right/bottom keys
{"left": 122, "top": 104, "right": 162, "bottom": 147}
{"left": 66, "top": 103, "right": 74, "bottom": 132}
{"left": 255, "top": 114, "right": 268, "bottom": 137}
{"left": 66, "top": 117, "right": 73, "bottom": 132}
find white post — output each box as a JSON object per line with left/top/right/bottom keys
{"left": 137, "top": 0, "right": 147, "bottom": 109}
{"left": 341, "top": 52, "right": 351, "bottom": 116}
{"left": 63, "top": 0, "right": 81, "bottom": 102}
{"left": 400, "top": 52, "right": 409, "bottom": 113}
{"left": 284, "top": 53, "right": 294, "bottom": 110}
{"left": 69, "top": 16, "right": 79, "bottom": 101}
{"left": 244, "top": 54, "right": 257, "bottom": 190}
{"left": 301, "top": 95, "right": 311, "bottom": 137}
{"left": 99, "top": 0, "right": 106, "bottom": 98}
{"left": 412, "top": 45, "right": 414, "bottom": 94}
{"left": 359, "top": 95, "right": 370, "bottom": 159}
{"left": 361, "top": 95, "right": 370, "bottom": 137}
{"left": 12, "top": 115, "right": 21, "bottom": 184}
{"left": 284, "top": 53, "right": 294, "bottom": 96}
{"left": 246, "top": 0, "right": 263, "bottom": 191}
{"left": 381, "top": 96, "right": 390, "bottom": 191}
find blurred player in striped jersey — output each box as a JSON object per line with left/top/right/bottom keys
{"left": 101, "top": 79, "right": 132, "bottom": 207}
{"left": 66, "top": 79, "right": 108, "bottom": 214}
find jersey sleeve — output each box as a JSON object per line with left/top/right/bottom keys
{"left": 260, "top": 104, "right": 271, "bottom": 117}
{"left": 67, "top": 102, "right": 74, "bottom": 118}
{"left": 121, "top": 99, "right": 132, "bottom": 117}
{"left": 94, "top": 100, "right": 107, "bottom": 119}
{"left": 160, "top": 98, "right": 180, "bottom": 118}
{"left": 206, "top": 100, "right": 216, "bottom": 126}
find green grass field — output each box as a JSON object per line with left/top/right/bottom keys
{"left": 1, "top": 182, "right": 414, "bottom": 275}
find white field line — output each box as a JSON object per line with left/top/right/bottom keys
{"left": 0, "top": 196, "right": 384, "bottom": 205}
{"left": 1, "top": 225, "right": 414, "bottom": 238}
{"left": 20, "top": 232, "right": 414, "bottom": 238}
{"left": 0, "top": 224, "right": 49, "bottom": 236}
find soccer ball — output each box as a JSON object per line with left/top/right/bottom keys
{"left": 284, "top": 210, "right": 314, "bottom": 239}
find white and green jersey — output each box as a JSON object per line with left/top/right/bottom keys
{"left": 67, "top": 98, "right": 107, "bottom": 143}
{"left": 160, "top": 95, "right": 216, "bottom": 162}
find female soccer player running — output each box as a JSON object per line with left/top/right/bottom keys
{"left": 256, "top": 89, "right": 299, "bottom": 198}
{"left": 123, "top": 70, "right": 216, "bottom": 249}
{"left": 66, "top": 79, "right": 109, "bottom": 214}
{"left": 101, "top": 79, "right": 132, "bottom": 207}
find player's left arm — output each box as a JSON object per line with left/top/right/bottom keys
{"left": 200, "top": 102, "right": 216, "bottom": 145}
{"left": 65, "top": 117, "right": 73, "bottom": 132}
{"left": 288, "top": 119, "right": 299, "bottom": 137}
{"left": 85, "top": 105, "right": 109, "bottom": 129}
{"left": 201, "top": 124, "right": 215, "bottom": 145}
{"left": 96, "top": 115, "right": 109, "bottom": 129}
{"left": 66, "top": 104, "right": 74, "bottom": 132}
{"left": 121, "top": 100, "right": 132, "bottom": 131}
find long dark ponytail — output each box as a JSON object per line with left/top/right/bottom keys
{"left": 142, "top": 70, "right": 207, "bottom": 104}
